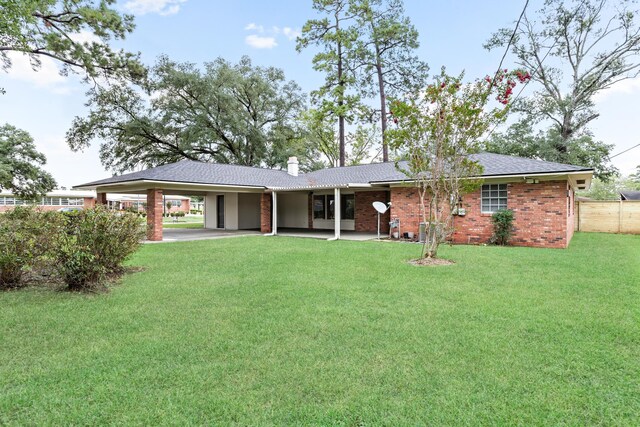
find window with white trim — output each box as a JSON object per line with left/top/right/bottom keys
{"left": 312, "top": 194, "right": 355, "bottom": 220}
{"left": 481, "top": 184, "right": 507, "bottom": 213}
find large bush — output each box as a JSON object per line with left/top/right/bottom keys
{"left": 54, "top": 206, "right": 146, "bottom": 290}
{"left": 0, "top": 206, "right": 145, "bottom": 291}
{"left": 490, "top": 209, "right": 515, "bottom": 246}
{"left": 0, "top": 207, "right": 62, "bottom": 288}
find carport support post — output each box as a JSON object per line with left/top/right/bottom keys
{"left": 147, "top": 189, "right": 163, "bottom": 241}
{"left": 96, "top": 192, "right": 107, "bottom": 205}
{"left": 272, "top": 191, "right": 278, "bottom": 235}
{"left": 334, "top": 188, "right": 341, "bottom": 240}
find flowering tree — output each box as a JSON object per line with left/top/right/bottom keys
{"left": 387, "top": 68, "right": 529, "bottom": 259}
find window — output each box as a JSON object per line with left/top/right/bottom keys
{"left": 481, "top": 184, "right": 507, "bottom": 213}
{"left": 313, "top": 195, "right": 325, "bottom": 219}
{"left": 341, "top": 194, "right": 355, "bottom": 220}
{"left": 313, "top": 194, "right": 355, "bottom": 220}
{"left": 327, "top": 195, "right": 335, "bottom": 220}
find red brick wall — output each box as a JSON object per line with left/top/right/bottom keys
{"left": 146, "top": 189, "right": 163, "bottom": 241}
{"left": 97, "top": 192, "right": 107, "bottom": 205}
{"left": 355, "top": 191, "right": 390, "bottom": 233}
{"left": 260, "top": 193, "right": 272, "bottom": 233}
{"left": 390, "top": 180, "right": 572, "bottom": 248}
{"left": 389, "top": 187, "right": 423, "bottom": 237}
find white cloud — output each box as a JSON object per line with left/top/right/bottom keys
{"left": 282, "top": 27, "right": 301, "bottom": 41}
{"left": 123, "top": 0, "right": 186, "bottom": 16}
{"left": 244, "top": 23, "right": 264, "bottom": 32}
{"left": 3, "top": 52, "right": 72, "bottom": 94}
{"left": 245, "top": 35, "right": 278, "bottom": 49}
{"left": 594, "top": 78, "right": 640, "bottom": 103}
{"left": 243, "top": 23, "right": 300, "bottom": 48}
{"left": 69, "top": 30, "right": 101, "bottom": 44}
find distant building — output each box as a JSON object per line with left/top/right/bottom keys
{"left": 0, "top": 190, "right": 96, "bottom": 212}
{"left": 0, "top": 190, "right": 190, "bottom": 213}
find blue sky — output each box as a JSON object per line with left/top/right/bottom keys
{"left": 1, "top": 0, "right": 638, "bottom": 188}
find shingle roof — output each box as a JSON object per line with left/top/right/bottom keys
{"left": 620, "top": 190, "right": 640, "bottom": 201}
{"left": 369, "top": 153, "right": 592, "bottom": 183}
{"left": 77, "top": 160, "right": 302, "bottom": 188}
{"left": 75, "top": 153, "right": 593, "bottom": 190}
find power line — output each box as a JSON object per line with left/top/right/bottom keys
{"left": 610, "top": 142, "right": 640, "bottom": 159}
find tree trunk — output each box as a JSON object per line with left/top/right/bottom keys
{"left": 337, "top": 44, "right": 346, "bottom": 167}
{"left": 558, "top": 113, "right": 572, "bottom": 150}
{"left": 377, "top": 62, "right": 388, "bottom": 162}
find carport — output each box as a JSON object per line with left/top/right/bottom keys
{"left": 74, "top": 158, "right": 391, "bottom": 242}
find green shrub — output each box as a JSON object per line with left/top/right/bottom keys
{"left": 54, "top": 206, "right": 146, "bottom": 290}
{"left": 0, "top": 207, "right": 62, "bottom": 288}
{"left": 490, "top": 209, "right": 515, "bottom": 246}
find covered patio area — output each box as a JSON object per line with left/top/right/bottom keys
{"left": 74, "top": 159, "right": 391, "bottom": 242}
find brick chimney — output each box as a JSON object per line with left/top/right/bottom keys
{"left": 287, "top": 156, "right": 299, "bottom": 176}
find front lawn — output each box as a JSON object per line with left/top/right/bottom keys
{"left": 1, "top": 233, "right": 638, "bottom": 425}
{"left": 162, "top": 214, "right": 203, "bottom": 229}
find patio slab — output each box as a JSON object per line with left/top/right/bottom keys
{"left": 146, "top": 227, "right": 380, "bottom": 243}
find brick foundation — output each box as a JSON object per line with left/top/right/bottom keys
{"left": 355, "top": 191, "right": 390, "bottom": 233}
{"left": 390, "top": 180, "right": 574, "bottom": 249}
{"left": 260, "top": 193, "right": 272, "bottom": 233}
{"left": 146, "top": 189, "right": 163, "bottom": 241}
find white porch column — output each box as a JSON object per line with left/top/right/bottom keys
{"left": 272, "top": 191, "right": 278, "bottom": 235}
{"left": 334, "top": 187, "right": 341, "bottom": 240}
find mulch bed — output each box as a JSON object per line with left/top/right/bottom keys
{"left": 408, "top": 257, "right": 455, "bottom": 267}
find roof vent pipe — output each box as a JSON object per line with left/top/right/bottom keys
{"left": 287, "top": 156, "right": 299, "bottom": 176}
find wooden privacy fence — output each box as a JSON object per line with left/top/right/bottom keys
{"left": 575, "top": 200, "right": 640, "bottom": 234}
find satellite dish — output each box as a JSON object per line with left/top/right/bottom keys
{"left": 372, "top": 201, "right": 390, "bottom": 240}
{"left": 373, "top": 201, "right": 388, "bottom": 214}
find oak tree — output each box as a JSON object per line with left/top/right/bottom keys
{"left": 0, "top": 124, "right": 56, "bottom": 200}
{"left": 67, "top": 56, "right": 309, "bottom": 172}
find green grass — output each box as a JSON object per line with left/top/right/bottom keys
{"left": 162, "top": 222, "right": 203, "bottom": 229}
{"left": 1, "top": 233, "right": 639, "bottom": 425}
{"left": 162, "top": 215, "right": 203, "bottom": 229}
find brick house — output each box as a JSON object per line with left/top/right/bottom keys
{"left": 0, "top": 190, "right": 96, "bottom": 212}
{"left": 75, "top": 153, "right": 593, "bottom": 247}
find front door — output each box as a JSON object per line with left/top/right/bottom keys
{"left": 217, "top": 195, "right": 225, "bottom": 228}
